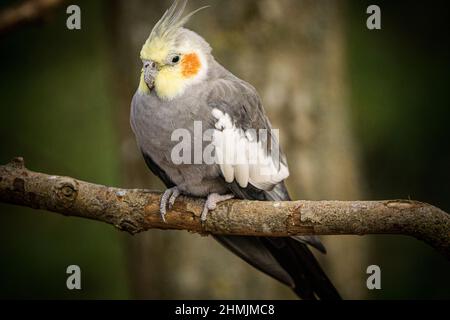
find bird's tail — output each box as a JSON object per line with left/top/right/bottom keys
{"left": 214, "top": 235, "right": 341, "bottom": 300}
{"left": 218, "top": 182, "right": 340, "bottom": 299}
{"left": 262, "top": 237, "right": 341, "bottom": 300}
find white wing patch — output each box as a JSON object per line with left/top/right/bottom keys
{"left": 211, "top": 108, "right": 289, "bottom": 190}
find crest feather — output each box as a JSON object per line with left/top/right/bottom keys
{"left": 147, "top": 0, "right": 209, "bottom": 45}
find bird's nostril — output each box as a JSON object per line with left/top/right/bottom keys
{"left": 144, "top": 62, "right": 157, "bottom": 70}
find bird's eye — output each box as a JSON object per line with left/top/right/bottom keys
{"left": 171, "top": 55, "right": 180, "bottom": 64}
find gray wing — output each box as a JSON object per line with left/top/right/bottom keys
{"left": 205, "top": 78, "right": 289, "bottom": 191}
{"left": 205, "top": 78, "right": 325, "bottom": 252}
{"left": 205, "top": 78, "right": 339, "bottom": 299}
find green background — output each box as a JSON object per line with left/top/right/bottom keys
{"left": 0, "top": 0, "right": 449, "bottom": 299}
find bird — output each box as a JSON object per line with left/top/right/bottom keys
{"left": 130, "top": 0, "right": 341, "bottom": 300}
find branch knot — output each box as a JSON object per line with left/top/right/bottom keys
{"left": 53, "top": 178, "right": 78, "bottom": 208}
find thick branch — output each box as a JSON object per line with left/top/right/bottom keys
{"left": 0, "top": 157, "right": 449, "bottom": 259}
{"left": 0, "top": 0, "right": 66, "bottom": 34}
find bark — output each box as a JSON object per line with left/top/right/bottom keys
{"left": 1, "top": 158, "right": 448, "bottom": 259}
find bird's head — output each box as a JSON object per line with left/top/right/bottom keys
{"left": 138, "top": 0, "right": 211, "bottom": 101}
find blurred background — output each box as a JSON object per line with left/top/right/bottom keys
{"left": 0, "top": 0, "right": 449, "bottom": 299}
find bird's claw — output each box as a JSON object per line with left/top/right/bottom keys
{"left": 160, "top": 187, "right": 181, "bottom": 223}
{"left": 168, "top": 188, "right": 181, "bottom": 210}
{"left": 201, "top": 193, "right": 234, "bottom": 222}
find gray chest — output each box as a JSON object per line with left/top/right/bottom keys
{"left": 131, "top": 93, "right": 194, "bottom": 149}
{"left": 130, "top": 92, "right": 227, "bottom": 197}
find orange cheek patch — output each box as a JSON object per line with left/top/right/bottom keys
{"left": 181, "top": 53, "right": 201, "bottom": 78}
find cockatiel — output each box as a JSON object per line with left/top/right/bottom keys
{"left": 130, "top": 0, "right": 341, "bottom": 300}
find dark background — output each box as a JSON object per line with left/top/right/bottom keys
{"left": 0, "top": 0, "right": 449, "bottom": 299}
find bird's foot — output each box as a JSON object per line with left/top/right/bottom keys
{"left": 201, "top": 193, "right": 234, "bottom": 222}
{"left": 160, "top": 187, "right": 181, "bottom": 223}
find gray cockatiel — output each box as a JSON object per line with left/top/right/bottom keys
{"left": 130, "top": 0, "right": 341, "bottom": 300}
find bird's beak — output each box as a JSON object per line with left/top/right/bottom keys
{"left": 144, "top": 70, "right": 156, "bottom": 91}
{"left": 146, "top": 79, "right": 155, "bottom": 91}
{"left": 144, "top": 63, "right": 158, "bottom": 91}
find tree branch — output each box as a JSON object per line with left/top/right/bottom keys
{"left": 0, "top": 157, "right": 449, "bottom": 259}
{"left": 0, "top": 0, "right": 66, "bottom": 34}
